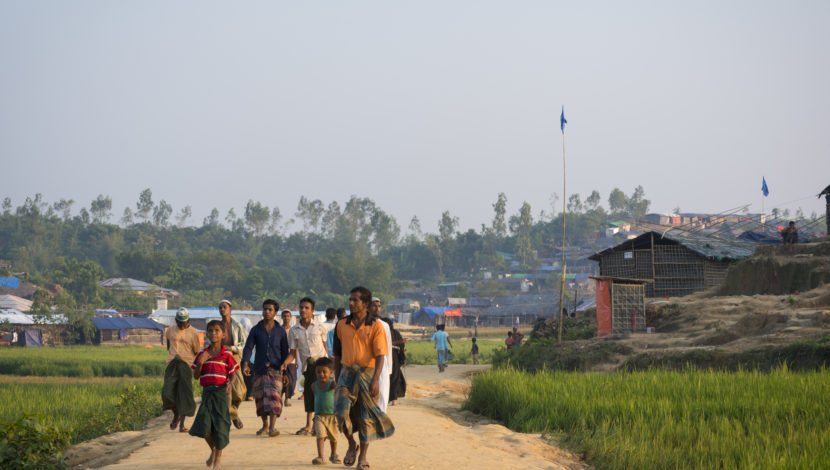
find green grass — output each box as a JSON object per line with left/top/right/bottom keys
{"left": 464, "top": 367, "right": 830, "bottom": 470}
{"left": 0, "top": 346, "right": 167, "bottom": 377}
{"left": 404, "top": 339, "right": 503, "bottom": 365}
{"left": 0, "top": 377, "right": 163, "bottom": 444}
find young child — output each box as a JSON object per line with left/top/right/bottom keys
{"left": 310, "top": 357, "right": 340, "bottom": 465}
{"left": 190, "top": 320, "right": 239, "bottom": 470}
{"left": 471, "top": 337, "right": 479, "bottom": 365}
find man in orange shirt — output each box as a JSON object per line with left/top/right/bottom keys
{"left": 333, "top": 286, "right": 395, "bottom": 470}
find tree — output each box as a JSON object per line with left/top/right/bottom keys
{"left": 30, "top": 288, "right": 52, "bottom": 323}
{"left": 243, "top": 200, "right": 270, "bottom": 236}
{"left": 136, "top": 188, "right": 153, "bottom": 222}
{"left": 225, "top": 208, "right": 237, "bottom": 228}
{"left": 567, "top": 194, "right": 583, "bottom": 214}
{"left": 438, "top": 211, "right": 459, "bottom": 242}
{"left": 1, "top": 197, "right": 11, "bottom": 216}
{"left": 203, "top": 208, "right": 220, "bottom": 227}
{"left": 627, "top": 186, "right": 651, "bottom": 221}
{"left": 408, "top": 215, "right": 422, "bottom": 241}
{"left": 176, "top": 205, "right": 192, "bottom": 226}
{"left": 795, "top": 207, "right": 804, "bottom": 220}
{"left": 608, "top": 188, "right": 628, "bottom": 216}
{"left": 269, "top": 207, "right": 282, "bottom": 234}
{"left": 492, "top": 192, "right": 508, "bottom": 239}
{"left": 510, "top": 202, "right": 534, "bottom": 266}
{"left": 585, "top": 191, "right": 601, "bottom": 211}
{"left": 152, "top": 200, "right": 173, "bottom": 227}
{"left": 120, "top": 207, "right": 134, "bottom": 226}
{"left": 295, "top": 197, "right": 324, "bottom": 233}
{"left": 321, "top": 201, "right": 341, "bottom": 239}
{"left": 53, "top": 199, "right": 74, "bottom": 221}
{"left": 79, "top": 208, "right": 90, "bottom": 225}
{"left": 89, "top": 194, "right": 112, "bottom": 224}
{"left": 451, "top": 283, "right": 470, "bottom": 298}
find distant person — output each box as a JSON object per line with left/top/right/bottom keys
{"left": 512, "top": 327, "right": 524, "bottom": 347}
{"left": 309, "top": 357, "right": 341, "bottom": 465}
{"left": 327, "top": 308, "right": 348, "bottom": 357}
{"left": 505, "top": 331, "right": 514, "bottom": 350}
{"left": 431, "top": 324, "right": 452, "bottom": 372}
{"left": 280, "top": 310, "right": 298, "bottom": 407}
{"left": 218, "top": 299, "right": 247, "bottom": 430}
{"left": 242, "top": 299, "right": 291, "bottom": 437}
{"left": 782, "top": 221, "right": 798, "bottom": 251}
{"left": 189, "top": 320, "right": 239, "bottom": 470}
{"left": 162, "top": 307, "right": 199, "bottom": 433}
{"left": 322, "top": 308, "right": 338, "bottom": 356}
{"left": 288, "top": 297, "right": 328, "bottom": 436}
{"left": 471, "top": 337, "right": 479, "bottom": 365}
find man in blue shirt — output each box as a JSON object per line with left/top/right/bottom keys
{"left": 430, "top": 324, "right": 452, "bottom": 373}
{"left": 242, "top": 299, "right": 291, "bottom": 437}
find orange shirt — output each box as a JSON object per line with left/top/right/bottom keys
{"left": 165, "top": 325, "right": 200, "bottom": 365}
{"left": 334, "top": 316, "right": 388, "bottom": 368}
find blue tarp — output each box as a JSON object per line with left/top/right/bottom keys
{"left": 738, "top": 231, "right": 783, "bottom": 244}
{"left": 93, "top": 317, "right": 165, "bottom": 331}
{"left": 23, "top": 328, "right": 42, "bottom": 347}
{"left": 0, "top": 277, "right": 20, "bottom": 288}
{"left": 412, "top": 307, "right": 449, "bottom": 320}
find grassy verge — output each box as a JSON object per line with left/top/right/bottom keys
{"left": 464, "top": 367, "right": 830, "bottom": 470}
{"left": 0, "top": 346, "right": 166, "bottom": 377}
{"left": 491, "top": 339, "right": 632, "bottom": 372}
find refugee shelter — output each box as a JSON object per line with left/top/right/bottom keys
{"left": 588, "top": 231, "right": 754, "bottom": 298}
{"left": 411, "top": 307, "right": 454, "bottom": 326}
{"left": 92, "top": 317, "right": 166, "bottom": 345}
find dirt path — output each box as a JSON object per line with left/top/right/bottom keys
{"left": 69, "top": 365, "right": 587, "bottom": 470}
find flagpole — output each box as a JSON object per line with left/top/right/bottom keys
{"left": 557, "top": 124, "right": 567, "bottom": 342}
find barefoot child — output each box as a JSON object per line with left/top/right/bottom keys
{"left": 311, "top": 357, "right": 341, "bottom": 465}
{"left": 190, "top": 320, "right": 239, "bottom": 470}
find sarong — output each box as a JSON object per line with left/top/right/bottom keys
{"left": 389, "top": 347, "right": 406, "bottom": 401}
{"left": 253, "top": 368, "right": 283, "bottom": 417}
{"left": 283, "top": 363, "right": 298, "bottom": 399}
{"left": 303, "top": 357, "right": 318, "bottom": 413}
{"left": 228, "top": 351, "right": 247, "bottom": 420}
{"left": 189, "top": 385, "right": 231, "bottom": 450}
{"left": 335, "top": 365, "right": 395, "bottom": 443}
{"left": 161, "top": 356, "right": 196, "bottom": 417}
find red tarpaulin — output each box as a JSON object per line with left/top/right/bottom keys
{"left": 444, "top": 308, "right": 462, "bottom": 317}
{"left": 595, "top": 279, "right": 612, "bottom": 337}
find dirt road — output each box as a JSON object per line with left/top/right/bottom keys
{"left": 67, "top": 364, "right": 586, "bottom": 470}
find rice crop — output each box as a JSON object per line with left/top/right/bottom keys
{"left": 0, "top": 377, "right": 163, "bottom": 444}
{"left": 0, "top": 346, "right": 167, "bottom": 377}
{"left": 404, "top": 339, "right": 503, "bottom": 365}
{"left": 465, "top": 366, "right": 830, "bottom": 470}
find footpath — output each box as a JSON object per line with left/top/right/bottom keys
{"left": 67, "top": 365, "right": 588, "bottom": 470}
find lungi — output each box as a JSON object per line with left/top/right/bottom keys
{"left": 161, "top": 356, "right": 196, "bottom": 417}
{"left": 335, "top": 364, "right": 395, "bottom": 443}
{"left": 189, "top": 385, "right": 231, "bottom": 450}
{"left": 228, "top": 351, "right": 247, "bottom": 420}
{"left": 253, "top": 367, "right": 283, "bottom": 417}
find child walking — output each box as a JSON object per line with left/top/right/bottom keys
{"left": 310, "top": 357, "right": 341, "bottom": 465}
{"left": 471, "top": 337, "right": 479, "bottom": 365}
{"left": 190, "top": 320, "right": 239, "bottom": 470}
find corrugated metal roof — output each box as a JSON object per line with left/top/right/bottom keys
{"left": 0, "top": 295, "right": 32, "bottom": 311}
{"left": 92, "top": 317, "right": 166, "bottom": 331}
{"left": 589, "top": 230, "right": 756, "bottom": 261}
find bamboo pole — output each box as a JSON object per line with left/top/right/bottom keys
{"left": 557, "top": 129, "right": 567, "bottom": 342}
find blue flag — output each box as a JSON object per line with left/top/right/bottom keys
{"left": 560, "top": 106, "right": 567, "bottom": 133}
{"left": 761, "top": 177, "right": 769, "bottom": 197}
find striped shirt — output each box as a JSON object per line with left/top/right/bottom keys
{"left": 191, "top": 345, "right": 239, "bottom": 387}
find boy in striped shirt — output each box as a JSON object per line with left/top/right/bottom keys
{"left": 190, "top": 320, "right": 239, "bottom": 470}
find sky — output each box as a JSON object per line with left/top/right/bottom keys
{"left": 2, "top": 1, "right": 829, "bottom": 233}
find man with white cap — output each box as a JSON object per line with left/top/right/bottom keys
{"left": 368, "top": 297, "right": 393, "bottom": 412}
{"left": 162, "top": 307, "right": 200, "bottom": 432}
{"left": 219, "top": 299, "right": 248, "bottom": 430}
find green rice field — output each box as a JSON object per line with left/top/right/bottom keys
{"left": 465, "top": 367, "right": 830, "bottom": 470}
{"left": 0, "top": 377, "right": 162, "bottom": 444}
{"left": 0, "top": 345, "right": 167, "bottom": 377}
{"left": 404, "top": 338, "right": 503, "bottom": 365}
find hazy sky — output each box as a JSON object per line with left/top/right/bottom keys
{"left": 2, "top": 1, "right": 828, "bottom": 233}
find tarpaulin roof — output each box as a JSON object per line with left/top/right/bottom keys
{"left": 93, "top": 317, "right": 166, "bottom": 331}
{"left": 589, "top": 230, "right": 756, "bottom": 261}
{"left": 412, "top": 307, "right": 450, "bottom": 320}
{"left": 444, "top": 309, "right": 462, "bottom": 317}
{"left": 0, "top": 277, "right": 20, "bottom": 288}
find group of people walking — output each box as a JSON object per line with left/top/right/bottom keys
{"left": 161, "top": 287, "right": 406, "bottom": 469}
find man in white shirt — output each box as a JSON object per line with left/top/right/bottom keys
{"left": 369, "top": 297, "right": 393, "bottom": 412}
{"left": 287, "top": 297, "right": 328, "bottom": 436}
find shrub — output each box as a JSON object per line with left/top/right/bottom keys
{"left": 0, "top": 414, "right": 70, "bottom": 469}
